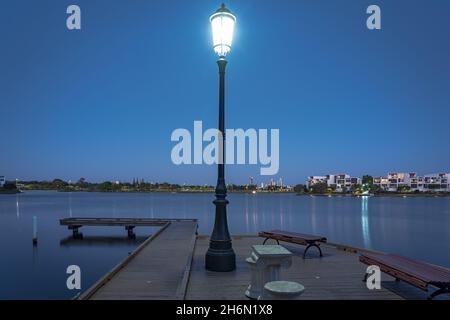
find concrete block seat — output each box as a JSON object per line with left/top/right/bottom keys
{"left": 245, "top": 245, "right": 293, "bottom": 299}
{"left": 260, "top": 281, "right": 305, "bottom": 300}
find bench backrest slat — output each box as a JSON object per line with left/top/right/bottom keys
{"left": 361, "top": 253, "right": 450, "bottom": 284}
{"left": 259, "top": 230, "right": 327, "bottom": 243}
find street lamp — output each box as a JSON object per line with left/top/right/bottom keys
{"left": 205, "top": 3, "right": 236, "bottom": 272}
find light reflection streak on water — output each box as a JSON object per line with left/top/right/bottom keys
{"left": 16, "top": 194, "right": 20, "bottom": 219}
{"left": 361, "top": 196, "right": 371, "bottom": 248}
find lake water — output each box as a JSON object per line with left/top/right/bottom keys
{"left": 0, "top": 191, "right": 449, "bottom": 299}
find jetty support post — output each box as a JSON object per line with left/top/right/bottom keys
{"left": 125, "top": 225, "right": 136, "bottom": 239}
{"left": 69, "top": 225, "right": 83, "bottom": 239}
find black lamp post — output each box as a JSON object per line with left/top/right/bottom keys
{"left": 205, "top": 3, "right": 236, "bottom": 272}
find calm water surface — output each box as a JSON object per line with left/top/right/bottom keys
{"left": 0, "top": 191, "right": 449, "bottom": 299}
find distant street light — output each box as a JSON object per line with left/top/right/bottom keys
{"left": 205, "top": 3, "right": 236, "bottom": 272}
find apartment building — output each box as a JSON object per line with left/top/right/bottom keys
{"left": 307, "top": 174, "right": 361, "bottom": 192}
{"left": 374, "top": 172, "right": 450, "bottom": 192}
{"left": 373, "top": 172, "right": 414, "bottom": 192}
{"left": 307, "top": 176, "right": 328, "bottom": 186}
{"left": 409, "top": 173, "right": 425, "bottom": 191}
{"left": 422, "top": 173, "right": 450, "bottom": 192}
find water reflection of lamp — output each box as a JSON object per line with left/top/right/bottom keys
{"left": 361, "top": 196, "right": 371, "bottom": 248}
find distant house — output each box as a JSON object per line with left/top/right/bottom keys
{"left": 0, "top": 176, "right": 5, "bottom": 188}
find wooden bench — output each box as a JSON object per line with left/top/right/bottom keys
{"left": 360, "top": 253, "right": 450, "bottom": 299}
{"left": 258, "top": 230, "right": 327, "bottom": 259}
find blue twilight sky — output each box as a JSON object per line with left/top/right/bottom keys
{"left": 1, "top": 0, "right": 450, "bottom": 185}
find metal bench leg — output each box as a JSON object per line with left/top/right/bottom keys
{"left": 303, "top": 243, "right": 322, "bottom": 259}
{"left": 428, "top": 286, "right": 449, "bottom": 300}
{"left": 262, "top": 238, "right": 279, "bottom": 245}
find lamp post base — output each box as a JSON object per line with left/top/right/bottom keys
{"left": 205, "top": 247, "right": 236, "bottom": 272}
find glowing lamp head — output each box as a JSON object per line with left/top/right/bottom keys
{"left": 210, "top": 3, "right": 236, "bottom": 57}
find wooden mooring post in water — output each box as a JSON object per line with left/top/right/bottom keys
{"left": 32, "top": 216, "right": 37, "bottom": 245}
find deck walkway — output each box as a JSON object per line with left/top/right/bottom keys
{"left": 80, "top": 220, "right": 198, "bottom": 300}
{"left": 186, "top": 236, "right": 448, "bottom": 300}
{"left": 60, "top": 217, "right": 196, "bottom": 238}
{"left": 74, "top": 226, "right": 448, "bottom": 300}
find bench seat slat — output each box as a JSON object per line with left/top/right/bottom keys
{"left": 360, "top": 253, "right": 450, "bottom": 285}
{"left": 259, "top": 230, "right": 327, "bottom": 243}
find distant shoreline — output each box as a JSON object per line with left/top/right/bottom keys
{"left": 0, "top": 189, "right": 21, "bottom": 195}
{"left": 18, "top": 189, "right": 293, "bottom": 195}
{"left": 8, "top": 189, "right": 450, "bottom": 197}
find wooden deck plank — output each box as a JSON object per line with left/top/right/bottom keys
{"left": 83, "top": 220, "right": 198, "bottom": 300}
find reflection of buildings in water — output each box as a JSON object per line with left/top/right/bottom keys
{"left": 252, "top": 195, "right": 258, "bottom": 234}
{"left": 326, "top": 196, "right": 337, "bottom": 235}
{"left": 288, "top": 196, "right": 293, "bottom": 230}
{"left": 68, "top": 192, "right": 73, "bottom": 218}
{"left": 202, "top": 196, "right": 209, "bottom": 228}
{"left": 269, "top": 197, "right": 275, "bottom": 228}
{"left": 311, "top": 196, "right": 317, "bottom": 234}
{"left": 279, "top": 196, "right": 284, "bottom": 230}
{"left": 16, "top": 194, "right": 20, "bottom": 219}
{"left": 149, "top": 194, "right": 154, "bottom": 219}
{"left": 261, "top": 196, "right": 266, "bottom": 230}
{"left": 112, "top": 196, "right": 117, "bottom": 218}
{"left": 182, "top": 196, "right": 187, "bottom": 219}
{"left": 361, "top": 196, "right": 371, "bottom": 248}
{"left": 244, "top": 194, "right": 250, "bottom": 234}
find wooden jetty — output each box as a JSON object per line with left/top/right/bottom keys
{"left": 78, "top": 219, "right": 198, "bottom": 300}
{"left": 60, "top": 219, "right": 449, "bottom": 300}
{"left": 60, "top": 217, "right": 195, "bottom": 239}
